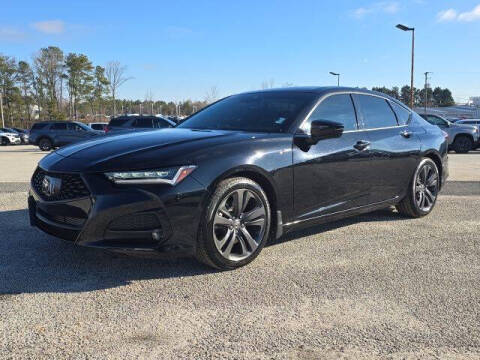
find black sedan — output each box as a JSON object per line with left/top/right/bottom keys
{"left": 28, "top": 87, "right": 448, "bottom": 269}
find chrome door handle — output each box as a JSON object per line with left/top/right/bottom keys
{"left": 401, "top": 130, "right": 413, "bottom": 138}
{"left": 353, "top": 140, "right": 370, "bottom": 151}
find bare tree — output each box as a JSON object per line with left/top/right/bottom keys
{"left": 105, "top": 61, "right": 132, "bottom": 117}
{"left": 261, "top": 78, "right": 275, "bottom": 89}
{"left": 204, "top": 85, "right": 219, "bottom": 104}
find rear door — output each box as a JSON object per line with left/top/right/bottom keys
{"left": 352, "top": 94, "right": 420, "bottom": 203}
{"left": 50, "top": 123, "right": 68, "bottom": 145}
{"left": 292, "top": 93, "right": 373, "bottom": 221}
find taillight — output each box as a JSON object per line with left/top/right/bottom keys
{"left": 105, "top": 126, "right": 110, "bottom": 133}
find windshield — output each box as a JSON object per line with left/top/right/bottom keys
{"left": 178, "top": 92, "right": 317, "bottom": 133}
{"left": 75, "top": 122, "right": 90, "bottom": 131}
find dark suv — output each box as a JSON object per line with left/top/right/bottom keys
{"left": 105, "top": 115, "right": 175, "bottom": 134}
{"left": 29, "top": 121, "right": 104, "bottom": 151}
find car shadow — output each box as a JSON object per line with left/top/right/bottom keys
{"left": 0, "top": 207, "right": 410, "bottom": 296}
{"left": 0, "top": 209, "right": 215, "bottom": 296}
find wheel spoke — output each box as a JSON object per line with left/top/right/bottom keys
{"left": 237, "top": 233, "right": 249, "bottom": 256}
{"left": 233, "top": 190, "right": 246, "bottom": 217}
{"left": 245, "top": 217, "right": 265, "bottom": 227}
{"left": 417, "top": 191, "right": 424, "bottom": 208}
{"left": 243, "top": 207, "right": 265, "bottom": 222}
{"left": 214, "top": 213, "right": 233, "bottom": 227}
{"left": 425, "top": 188, "right": 435, "bottom": 204}
{"left": 421, "top": 165, "right": 428, "bottom": 183}
{"left": 221, "top": 230, "right": 236, "bottom": 257}
{"left": 216, "top": 228, "right": 233, "bottom": 249}
{"left": 240, "top": 226, "right": 258, "bottom": 252}
{"left": 427, "top": 174, "right": 437, "bottom": 187}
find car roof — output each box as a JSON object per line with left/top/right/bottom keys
{"left": 237, "top": 86, "right": 406, "bottom": 106}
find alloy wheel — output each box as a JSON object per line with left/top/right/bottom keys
{"left": 213, "top": 188, "right": 267, "bottom": 261}
{"left": 414, "top": 163, "right": 439, "bottom": 212}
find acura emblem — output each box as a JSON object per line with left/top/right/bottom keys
{"left": 42, "top": 176, "right": 62, "bottom": 197}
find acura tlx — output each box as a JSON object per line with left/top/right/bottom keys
{"left": 29, "top": 87, "right": 448, "bottom": 269}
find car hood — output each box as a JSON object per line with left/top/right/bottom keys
{"left": 452, "top": 123, "right": 476, "bottom": 131}
{"left": 54, "top": 128, "right": 231, "bottom": 162}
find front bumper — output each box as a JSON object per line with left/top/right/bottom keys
{"left": 8, "top": 137, "right": 21, "bottom": 144}
{"left": 29, "top": 168, "right": 209, "bottom": 255}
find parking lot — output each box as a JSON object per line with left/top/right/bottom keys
{"left": 1, "top": 145, "right": 479, "bottom": 359}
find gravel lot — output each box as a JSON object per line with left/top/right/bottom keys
{"left": 1, "top": 146, "right": 479, "bottom": 359}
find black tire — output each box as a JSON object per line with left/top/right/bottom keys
{"left": 38, "top": 138, "right": 53, "bottom": 151}
{"left": 1, "top": 137, "right": 9, "bottom": 146}
{"left": 196, "top": 177, "right": 271, "bottom": 270}
{"left": 396, "top": 158, "right": 440, "bottom": 218}
{"left": 452, "top": 135, "right": 473, "bottom": 153}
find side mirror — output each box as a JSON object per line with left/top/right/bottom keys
{"left": 310, "top": 120, "right": 344, "bottom": 142}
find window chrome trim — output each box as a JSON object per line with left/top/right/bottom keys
{"left": 297, "top": 91, "right": 410, "bottom": 134}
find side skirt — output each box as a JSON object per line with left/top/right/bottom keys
{"left": 280, "top": 197, "right": 400, "bottom": 235}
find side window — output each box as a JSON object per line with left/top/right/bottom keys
{"left": 32, "top": 123, "right": 48, "bottom": 130}
{"left": 51, "top": 123, "right": 67, "bottom": 130}
{"left": 156, "top": 119, "right": 172, "bottom": 128}
{"left": 306, "top": 94, "right": 357, "bottom": 131}
{"left": 133, "top": 118, "right": 153, "bottom": 128}
{"left": 390, "top": 101, "right": 411, "bottom": 125}
{"left": 425, "top": 115, "right": 447, "bottom": 126}
{"left": 354, "top": 95, "right": 398, "bottom": 129}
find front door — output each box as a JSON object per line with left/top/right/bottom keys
{"left": 292, "top": 93, "right": 373, "bottom": 222}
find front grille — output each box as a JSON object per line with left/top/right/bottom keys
{"left": 32, "top": 167, "right": 90, "bottom": 202}
{"left": 108, "top": 213, "right": 161, "bottom": 231}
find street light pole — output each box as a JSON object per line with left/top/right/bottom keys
{"left": 329, "top": 72, "right": 340, "bottom": 86}
{"left": 396, "top": 24, "right": 415, "bottom": 109}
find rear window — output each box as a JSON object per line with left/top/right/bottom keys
{"left": 133, "top": 118, "right": 154, "bottom": 128}
{"left": 31, "top": 123, "right": 48, "bottom": 130}
{"left": 109, "top": 118, "right": 130, "bottom": 127}
{"left": 51, "top": 123, "right": 67, "bottom": 130}
{"left": 354, "top": 94, "right": 398, "bottom": 129}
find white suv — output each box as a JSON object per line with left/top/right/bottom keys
{"left": 0, "top": 129, "right": 21, "bottom": 145}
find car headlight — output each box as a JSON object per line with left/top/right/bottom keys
{"left": 105, "top": 165, "right": 197, "bottom": 185}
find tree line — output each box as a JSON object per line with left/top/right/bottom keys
{"left": 0, "top": 46, "right": 210, "bottom": 129}
{"left": 0, "top": 46, "right": 457, "bottom": 129}
{"left": 371, "top": 85, "right": 455, "bottom": 108}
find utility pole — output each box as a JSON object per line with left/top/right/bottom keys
{"left": 424, "top": 72, "right": 432, "bottom": 114}
{"left": 0, "top": 93, "right": 4, "bottom": 128}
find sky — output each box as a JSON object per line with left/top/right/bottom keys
{"left": 1, "top": 0, "right": 480, "bottom": 103}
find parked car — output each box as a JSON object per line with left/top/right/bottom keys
{"left": 454, "top": 119, "right": 480, "bottom": 148}
{"left": 9, "top": 127, "right": 29, "bottom": 144}
{"left": 29, "top": 121, "right": 104, "bottom": 151}
{"left": 88, "top": 122, "right": 108, "bottom": 131}
{"left": 419, "top": 113, "right": 479, "bottom": 153}
{"left": 29, "top": 87, "right": 448, "bottom": 269}
{"left": 0, "top": 128, "right": 21, "bottom": 145}
{"left": 105, "top": 115, "right": 175, "bottom": 134}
